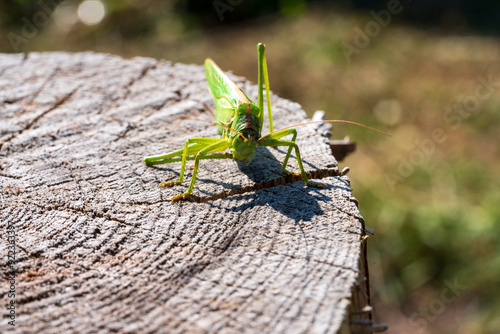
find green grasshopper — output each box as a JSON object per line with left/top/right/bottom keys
{"left": 144, "top": 43, "right": 387, "bottom": 201}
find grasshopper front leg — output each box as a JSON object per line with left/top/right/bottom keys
{"left": 172, "top": 139, "right": 231, "bottom": 201}
{"left": 143, "top": 137, "right": 231, "bottom": 201}
{"left": 258, "top": 128, "right": 326, "bottom": 188}
{"left": 144, "top": 138, "right": 221, "bottom": 187}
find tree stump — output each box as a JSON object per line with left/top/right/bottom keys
{"left": 0, "top": 52, "right": 375, "bottom": 333}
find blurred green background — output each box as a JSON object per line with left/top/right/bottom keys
{"left": 2, "top": 1, "right": 499, "bottom": 333}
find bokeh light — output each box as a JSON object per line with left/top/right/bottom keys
{"left": 53, "top": 4, "right": 78, "bottom": 31}
{"left": 77, "top": 0, "right": 105, "bottom": 26}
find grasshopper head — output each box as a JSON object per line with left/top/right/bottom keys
{"left": 232, "top": 129, "right": 258, "bottom": 163}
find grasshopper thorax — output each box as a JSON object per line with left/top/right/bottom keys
{"left": 230, "top": 103, "right": 262, "bottom": 163}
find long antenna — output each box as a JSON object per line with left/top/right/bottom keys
{"left": 203, "top": 103, "right": 216, "bottom": 118}
{"left": 172, "top": 116, "right": 248, "bottom": 140}
{"left": 258, "top": 120, "right": 390, "bottom": 141}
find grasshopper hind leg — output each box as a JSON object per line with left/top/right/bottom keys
{"left": 258, "top": 128, "right": 328, "bottom": 189}
{"left": 281, "top": 169, "right": 327, "bottom": 189}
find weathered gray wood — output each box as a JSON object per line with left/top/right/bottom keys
{"left": 0, "top": 52, "right": 373, "bottom": 334}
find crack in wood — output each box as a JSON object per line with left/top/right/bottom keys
{"left": 264, "top": 250, "right": 361, "bottom": 273}
{"left": 122, "top": 62, "right": 158, "bottom": 101}
{"left": 0, "top": 171, "right": 21, "bottom": 179}
{"left": 0, "top": 87, "right": 79, "bottom": 151}
{"left": 190, "top": 167, "right": 342, "bottom": 203}
{"left": 28, "top": 199, "right": 133, "bottom": 227}
{"left": 28, "top": 67, "right": 60, "bottom": 104}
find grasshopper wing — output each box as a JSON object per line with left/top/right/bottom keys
{"left": 204, "top": 58, "right": 254, "bottom": 134}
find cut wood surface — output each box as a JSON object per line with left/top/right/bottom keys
{"left": 0, "top": 52, "right": 373, "bottom": 334}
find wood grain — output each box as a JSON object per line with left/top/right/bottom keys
{"left": 0, "top": 52, "right": 372, "bottom": 334}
